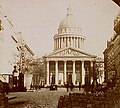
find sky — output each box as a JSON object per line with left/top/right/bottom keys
{"left": 0, "top": 0, "right": 120, "bottom": 58}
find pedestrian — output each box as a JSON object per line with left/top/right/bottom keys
{"left": 70, "top": 82, "right": 73, "bottom": 91}
{"left": 4, "top": 83, "right": 9, "bottom": 95}
{"left": 66, "top": 82, "right": 69, "bottom": 92}
{"left": 79, "top": 82, "right": 81, "bottom": 91}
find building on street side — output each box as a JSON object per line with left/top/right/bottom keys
{"left": 103, "top": 11, "right": 120, "bottom": 82}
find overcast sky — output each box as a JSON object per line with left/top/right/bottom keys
{"left": 1, "top": 0, "right": 120, "bottom": 58}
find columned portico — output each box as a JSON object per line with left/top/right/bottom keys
{"left": 46, "top": 59, "right": 96, "bottom": 86}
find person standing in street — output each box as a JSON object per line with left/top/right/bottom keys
{"left": 66, "top": 82, "right": 69, "bottom": 92}
{"left": 79, "top": 82, "right": 81, "bottom": 91}
{"left": 70, "top": 82, "right": 73, "bottom": 91}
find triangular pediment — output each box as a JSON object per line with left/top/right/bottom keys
{"left": 46, "top": 47, "right": 96, "bottom": 58}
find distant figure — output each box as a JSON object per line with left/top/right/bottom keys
{"left": 66, "top": 82, "right": 69, "bottom": 92}
{"left": 79, "top": 82, "right": 81, "bottom": 91}
{"left": 70, "top": 82, "right": 73, "bottom": 91}
{"left": 96, "top": 83, "right": 102, "bottom": 93}
{"left": 107, "top": 79, "right": 113, "bottom": 89}
{"left": 91, "top": 81, "right": 97, "bottom": 93}
{"left": 101, "top": 82, "right": 108, "bottom": 93}
{"left": 4, "top": 83, "right": 9, "bottom": 95}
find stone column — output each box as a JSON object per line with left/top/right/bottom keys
{"left": 67, "top": 37, "right": 69, "bottom": 47}
{"left": 64, "top": 37, "right": 66, "bottom": 48}
{"left": 54, "top": 39, "right": 55, "bottom": 50}
{"left": 78, "top": 37, "right": 80, "bottom": 48}
{"left": 55, "top": 39, "right": 57, "bottom": 50}
{"left": 70, "top": 37, "right": 72, "bottom": 47}
{"left": 60, "top": 38, "right": 61, "bottom": 48}
{"left": 91, "top": 61, "right": 93, "bottom": 68}
{"left": 66, "top": 37, "right": 67, "bottom": 47}
{"left": 57, "top": 38, "right": 58, "bottom": 49}
{"left": 64, "top": 61, "right": 67, "bottom": 83}
{"left": 83, "top": 38, "right": 85, "bottom": 49}
{"left": 81, "top": 38, "right": 84, "bottom": 49}
{"left": 76, "top": 37, "right": 78, "bottom": 48}
{"left": 90, "top": 61, "right": 93, "bottom": 84}
{"left": 81, "top": 61, "right": 85, "bottom": 85}
{"left": 72, "top": 61, "right": 76, "bottom": 85}
{"left": 79, "top": 37, "right": 81, "bottom": 48}
{"left": 73, "top": 37, "right": 75, "bottom": 48}
{"left": 81, "top": 38, "right": 82, "bottom": 49}
{"left": 54, "top": 39, "right": 56, "bottom": 50}
{"left": 71, "top": 37, "right": 73, "bottom": 47}
{"left": 57, "top": 38, "right": 59, "bottom": 49}
{"left": 47, "top": 61, "right": 50, "bottom": 85}
{"left": 82, "top": 38, "right": 83, "bottom": 49}
{"left": 59, "top": 38, "right": 60, "bottom": 49}
{"left": 61, "top": 37, "right": 63, "bottom": 48}
{"left": 75, "top": 37, "right": 77, "bottom": 48}
{"left": 55, "top": 61, "right": 58, "bottom": 85}
{"left": 56, "top": 39, "right": 57, "bottom": 49}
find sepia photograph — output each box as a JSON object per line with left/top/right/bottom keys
{"left": 0, "top": 0, "right": 120, "bottom": 108}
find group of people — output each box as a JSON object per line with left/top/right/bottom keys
{"left": 64, "top": 78, "right": 117, "bottom": 93}
{"left": 65, "top": 82, "right": 74, "bottom": 92}
{"left": 91, "top": 79, "right": 117, "bottom": 94}
{"left": 65, "top": 82, "right": 81, "bottom": 92}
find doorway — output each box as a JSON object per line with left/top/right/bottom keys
{"left": 67, "top": 73, "right": 72, "bottom": 83}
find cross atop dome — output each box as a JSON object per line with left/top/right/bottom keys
{"left": 67, "top": 0, "right": 72, "bottom": 16}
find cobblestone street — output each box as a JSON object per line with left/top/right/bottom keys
{"left": 8, "top": 88, "right": 83, "bottom": 108}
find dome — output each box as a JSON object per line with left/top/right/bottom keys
{"left": 59, "top": 7, "right": 79, "bottom": 29}
{"left": 54, "top": 6, "right": 86, "bottom": 51}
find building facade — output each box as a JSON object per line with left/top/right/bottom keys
{"left": 103, "top": 11, "right": 120, "bottom": 81}
{"left": 12, "top": 33, "right": 35, "bottom": 90}
{"left": 44, "top": 6, "right": 97, "bottom": 86}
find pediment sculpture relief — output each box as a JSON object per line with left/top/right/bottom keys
{"left": 57, "top": 49, "right": 82, "bottom": 56}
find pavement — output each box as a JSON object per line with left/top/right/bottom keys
{"left": 7, "top": 88, "right": 83, "bottom": 108}
{"left": 6, "top": 87, "right": 120, "bottom": 108}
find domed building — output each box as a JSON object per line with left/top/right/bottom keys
{"left": 44, "top": 5, "right": 96, "bottom": 86}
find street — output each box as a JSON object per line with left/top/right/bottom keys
{"left": 8, "top": 88, "right": 83, "bottom": 108}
